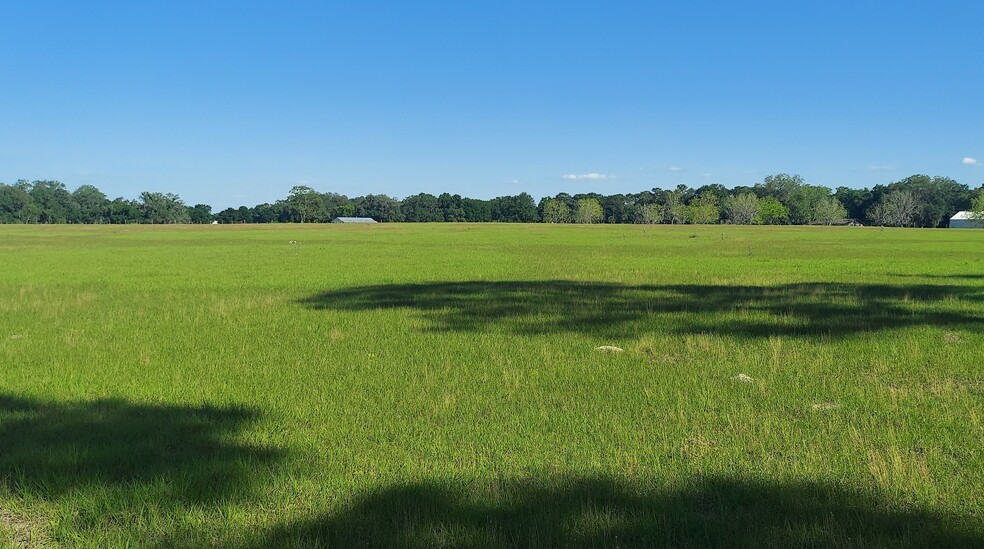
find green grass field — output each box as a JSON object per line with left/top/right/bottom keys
{"left": 1, "top": 223, "right": 982, "bottom": 547}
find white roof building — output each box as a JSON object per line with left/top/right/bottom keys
{"left": 949, "top": 211, "right": 983, "bottom": 228}
{"left": 331, "top": 217, "right": 378, "bottom": 224}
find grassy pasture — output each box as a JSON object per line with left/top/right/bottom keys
{"left": 0, "top": 223, "right": 982, "bottom": 547}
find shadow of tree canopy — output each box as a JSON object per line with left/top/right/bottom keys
{"left": 0, "top": 393, "right": 281, "bottom": 504}
{"left": 298, "top": 281, "right": 983, "bottom": 338}
{"left": 242, "top": 476, "right": 981, "bottom": 548}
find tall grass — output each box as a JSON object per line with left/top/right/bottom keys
{"left": 0, "top": 223, "right": 981, "bottom": 546}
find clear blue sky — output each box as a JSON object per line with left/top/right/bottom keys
{"left": 2, "top": 1, "right": 982, "bottom": 209}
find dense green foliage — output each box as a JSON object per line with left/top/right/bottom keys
{"left": 2, "top": 174, "right": 981, "bottom": 227}
{"left": 970, "top": 193, "right": 984, "bottom": 221}
{"left": 0, "top": 224, "right": 981, "bottom": 546}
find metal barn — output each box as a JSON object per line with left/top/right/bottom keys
{"left": 949, "top": 211, "right": 984, "bottom": 228}
{"left": 331, "top": 217, "right": 379, "bottom": 224}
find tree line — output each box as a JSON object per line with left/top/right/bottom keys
{"left": 1, "top": 174, "right": 982, "bottom": 227}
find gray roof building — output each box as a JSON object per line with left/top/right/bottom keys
{"left": 332, "top": 217, "right": 379, "bottom": 224}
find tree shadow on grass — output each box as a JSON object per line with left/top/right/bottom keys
{"left": 244, "top": 476, "right": 982, "bottom": 548}
{"left": 297, "top": 281, "right": 984, "bottom": 339}
{"left": 0, "top": 393, "right": 281, "bottom": 505}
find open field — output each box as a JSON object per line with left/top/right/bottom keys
{"left": 0, "top": 223, "right": 982, "bottom": 547}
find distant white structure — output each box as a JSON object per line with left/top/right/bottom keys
{"left": 211, "top": 220, "right": 219, "bottom": 225}
{"left": 332, "top": 217, "right": 378, "bottom": 224}
{"left": 949, "top": 211, "right": 983, "bottom": 228}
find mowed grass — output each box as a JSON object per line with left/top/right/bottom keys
{"left": 0, "top": 223, "right": 981, "bottom": 547}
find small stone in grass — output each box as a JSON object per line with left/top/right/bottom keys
{"left": 595, "top": 345, "right": 624, "bottom": 353}
{"left": 732, "top": 373, "right": 755, "bottom": 383}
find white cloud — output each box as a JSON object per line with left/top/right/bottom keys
{"left": 667, "top": 167, "right": 684, "bottom": 172}
{"left": 562, "top": 173, "right": 615, "bottom": 180}
{"left": 866, "top": 165, "right": 896, "bottom": 172}
{"left": 962, "top": 157, "right": 981, "bottom": 166}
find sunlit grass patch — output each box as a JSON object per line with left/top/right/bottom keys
{"left": 0, "top": 223, "right": 981, "bottom": 546}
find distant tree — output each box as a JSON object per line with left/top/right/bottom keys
{"left": 187, "top": 204, "right": 214, "bottom": 224}
{"left": 401, "top": 193, "right": 443, "bottom": 222}
{"left": 756, "top": 173, "right": 804, "bottom": 203}
{"left": 671, "top": 184, "right": 696, "bottom": 204}
{"left": 834, "top": 187, "right": 872, "bottom": 221}
{"left": 662, "top": 190, "right": 686, "bottom": 224}
{"left": 251, "top": 203, "right": 282, "bottom": 223}
{"left": 438, "top": 193, "right": 466, "bottom": 222}
{"left": 0, "top": 182, "right": 37, "bottom": 223}
{"left": 725, "top": 193, "right": 760, "bottom": 225}
{"left": 755, "top": 174, "right": 832, "bottom": 224}
{"left": 574, "top": 198, "right": 603, "bottom": 224}
{"left": 516, "top": 193, "right": 540, "bottom": 222}
{"left": 879, "top": 190, "right": 919, "bottom": 227}
{"left": 685, "top": 197, "right": 720, "bottom": 224}
{"left": 866, "top": 201, "right": 889, "bottom": 227}
{"left": 237, "top": 206, "right": 254, "bottom": 223}
{"left": 322, "top": 193, "right": 355, "bottom": 220}
{"left": 695, "top": 184, "right": 730, "bottom": 207}
{"left": 461, "top": 198, "right": 492, "bottom": 222}
{"left": 970, "top": 191, "right": 984, "bottom": 221}
{"left": 215, "top": 206, "right": 252, "bottom": 223}
{"left": 539, "top": 193, "right": 574, "bottom": 222}
{"left": 72, "top": 185, "right": 109, "bottom": 223}
{"left": 860, "top": 185, "right": 890, "bottom": 225}
{"left": 786, "top": 184, "right": 833, "bottom": 225}
{"left": 887, "top": 175, "right": 970, "bottom": 227}
{"left": 29, "top": 180, "right": 78, "bottom": 223}
{"left": 669, "top": 204, "right": 689, "bottom": 224}
{"left": 920, "top": 176, "right": 971, "bottom": 227}
{"left": 107, "top": 197, "right": 141, "bottom": 224}
{"left": 490, "top": 193, "right": 538, "bottom": 222}
{"left": 140, "top": 192, "right": 191, "bottom": 224}
{"left": 3, "top": 176, "right": 975, "bottom": 227}
{"left": 634, "top": 190, "right": 658, "bottom": 206}
{"left": 541, "top": 199, "right": 572, "bottom": 223}
{"left": 811, "top": 197, "right": 848, "bottom": 225}
{"left": 599, "top": 194, "right": 635, "bottom": 223}
{"left": 355, "top": 194, "right": 403, "bottom": 222}
{"left": 287, "top": 185, "right": 327, "bottom": 223}
{"left": 280, "top": 201, "right": 296, "bottom": 222}
{"left": 620, "top": 202, "right": 641, "bottom": 223}
{"left": 214, "top": 207, "right": 238, "bottom": 224}
{"left": 639, "top": 203, "right": 661, "bottom": 224}
{"left": 756, "top": 196, "right": 788, "bottom": 225}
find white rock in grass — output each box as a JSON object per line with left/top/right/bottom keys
{"left": 732, "top": 373, "right": 755, "bottom": 383}
{"left": 595, "top": 345, "right": 624, "bottom": 353}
